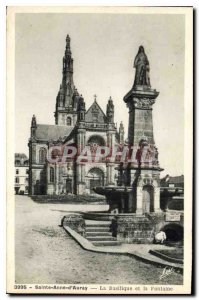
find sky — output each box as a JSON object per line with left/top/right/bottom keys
{"left": 15, "top": 12, "right": 185, "bottom": 177}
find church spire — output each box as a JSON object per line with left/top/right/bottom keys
{"left": 62, "top": 34, "right": 74, "bottom": 91}
{"left": 65, "top": 34, "right": 71, "bottom": 56}
{"left": 106, "top": 96, "right": 114, "bottom": 123}
{"left": 55, "top": 35, "right": 77, "bottom": 125}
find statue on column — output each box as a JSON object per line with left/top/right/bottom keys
{"left": 133, "top": 46, "right": 151, "bottom": 88}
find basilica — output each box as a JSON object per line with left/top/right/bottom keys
{"left": 28, "top": 35, "right": 124, "bottom": 195}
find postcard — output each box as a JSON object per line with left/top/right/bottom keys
{"left": 7, "top": 6, "right": 193, "bottom": 294}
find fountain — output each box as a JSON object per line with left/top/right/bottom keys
{"left": 64, "top": 46, "right": 166, "bottom": 244}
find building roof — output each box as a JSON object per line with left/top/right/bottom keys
{"left": 35, "top": 124, "right": 74, "bottom": 141}
{"left": 168, "top": 175, "right": 184, "bottom": 184}
{"left": 15, "top": 153, "right": 29, "bottom": 166}
{"left": 160, "top": 175, "right": 184, "bottom": 186}
{"left": 85, "top": 101, "right": 107, "bottom": 123}
{"left": 15, "top": 153, "right": 28, "bottom": 159}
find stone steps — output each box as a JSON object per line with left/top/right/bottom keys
{"left": 84, "top": 219, "right": 121, "bottom": 247}
{"left": 92, "top": 241, "right": 122, "bottom": 247}
{"left": 87, "top": 236, "right": 117, "bottom": 241}
{"left": 85, "top": 220, "right": 111, "bottom": 225}
{"left": 86, "top": 231, "right": 112, "bottom": 237}
{"left": 86, "top": 227, "right": 110, "bottom": 232}
{"left": 86, "top": 224, "right": 111, "bottom": 228}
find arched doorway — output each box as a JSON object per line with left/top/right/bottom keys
{"left": 87, "top": 168, "right": 104, "bottom": 194}
{"left": 142, "top": 185, "right": 154, "bottom": 213}
{"left": 161, "top": 224, "right": 183, "bottom": 243}
{"left": 87, "top": 135, "right": 105, "bottom": 146}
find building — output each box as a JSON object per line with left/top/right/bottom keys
{"left": 160, "top": 175, "right": 184, "bottom": 211}
{"left": 28, "top": 35, "right": 124, "bottom": 195}
{"left": 160, "top": 174, "right": 184, "bottom": 189}
{"left": 15, "top": 153, "right": 29, "bottom": 195}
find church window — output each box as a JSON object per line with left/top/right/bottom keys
{"left": 15, "top": 177, "right": 19, "bottom": 183}
{"left": 92, "top": 113, "right": 98, "bottom": 122}
{"left": 39, "top": 148, "right": 47, "bottom": 164}
{"left": 50, "top": 167, "right": 55, "bottom": 183}
{"left": 67, "top": 116, "right": 72, "bottom": 126}
{"left": 15, "top": 160, "right": 20, "bottom": 166}
{"left": 16, "top": 169, "right": 19, "bottom": 175}
{"left": 24, "top": 160, "right": 29, "bottom": 166}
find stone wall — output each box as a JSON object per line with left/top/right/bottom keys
{"left": 116, "top": 214, "right": 155, "bottom": 244}
{"left": 62, "top": 214, "right": 86, "bottom": 236}
{"left": 115, "top": 212, "right": 184, "bottom": 244}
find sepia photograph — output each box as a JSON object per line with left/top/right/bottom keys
{"left": 6, "top": 6, "right": 193, "bottom": 294}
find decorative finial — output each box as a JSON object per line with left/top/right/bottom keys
{"left": 94, "top": 94, "right": 97, "bottom": 102}
{"left": 66, "top": 34, "right": 70, "bottom": 42}
{"left": 119, "top": 121, "right": 124, "bottom": 130}
{"left": 108, "top": 96, "right": 113, "bottom": 105}
{"left": 65, "top": 34, "right": 71, "bottom": 53}
{"left": 31, "top": 114, "right": 37, "bottom": 127}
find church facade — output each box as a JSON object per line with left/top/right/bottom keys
{"left": 28, "top": 35, "right": 124, "bottom": 195}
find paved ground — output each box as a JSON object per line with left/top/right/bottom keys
{"left": 15, "top": 196, "right": 183, "bottom": 285}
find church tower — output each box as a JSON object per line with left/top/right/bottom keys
{"left": 55, "top": 35, "right": 79, "bottom": 126}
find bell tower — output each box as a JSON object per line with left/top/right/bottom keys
{"left": 55, "top": 35, "right": 78, "bottom": 126}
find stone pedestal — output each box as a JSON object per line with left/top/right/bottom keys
{"left": 123, "top": 86, "right": 163, "bottom": 215}
{"left": 124, "top": 87, "right": 159, "bottom": 146}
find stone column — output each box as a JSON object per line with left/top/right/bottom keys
{"left": 111, "top": 164, "right": 115, "bottom": 184}
{"left": 76, "top": 163, "right": 86, "bottom": 194}
{"left": 55, "top": 163, "right": 59, "bottom": 195}
{"left": 120, "top": 193, "right": 125, "bottom": 213}
{"left": 106, "top": 164, "right": 110, "bottom": 185}
{"left": 154, "top": 187, "right": 161, "bottom": 213}
{"left": 106, "top": 163, "right": 114, "bottom": 185}
{"left": 31, "top": 169, "right": 36, "bottom": 195}
{"left": 136, "top": 186, "right": 143, "bottom": 215}
{"left": 128, "top": 191, "right": 133, "bottom": 213}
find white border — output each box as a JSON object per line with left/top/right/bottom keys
{"left": 3, "top": 2, "right": 195, "bottom": 298}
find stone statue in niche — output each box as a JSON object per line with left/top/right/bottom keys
{"left": 133, "top": 46, "right": 151, "bottom": 88}
{"left": 154, "top": 146, "right": 159, "bottom": 164}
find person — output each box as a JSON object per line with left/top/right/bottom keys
{"left": 155, "top": 231, "right": 167, "bottom": 244}
{"left": 133, "top": 46, "right": 150, "bottom": 87}
{"left": 110, "top": 216, "right": 118, "bottom": 238}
